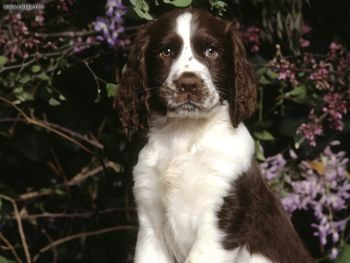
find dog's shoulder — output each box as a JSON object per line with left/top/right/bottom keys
{"left": 218, "top": 161, "right": 315, "bottom": 263}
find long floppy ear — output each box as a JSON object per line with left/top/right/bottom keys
{"left": 226, "top": 23, "right": 257, "bottom": 127}
{"left": 114, "top": 23, "right": 151, "bottom": 134}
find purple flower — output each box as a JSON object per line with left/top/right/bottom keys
{"left": 242, "top": 26, "right": 261, "bottom": 53}
{"left": 322, "top": 93, "right": 348, "bottom": 131}
{"left": 297, "top": 110, "right": 323, "bottom": 146}
{"left": 299, "top": 24, "right": 311, "bottom": 48}
{"left": 273, "top": 59, "right": 299, "bottom": 86}
{"left": 94, "top": 0, "right": 127, "bottom": 48}
{"left": 57, "top": 0, "right": 74, "bottom": 12}
{"left": 309, "top": 61, "right": 331, "bottom": 90}
{"left": 300, "top": 38, "right": 310, "bottom": 48}
{"left": 302, "top": 24, "right": 312, "bottom": 34}
{"left": 330, "top": 248, "right": 339, "bottom": 260}
{"left": 262, "top": 142, "right": 350, "bottom": 259}
{"left": 260, "top": 154, "right": 286, "bottom": 180}
{"left": 329, "top": 42, "right": 342, "bottom": 52}
{"left": 282, "top": 193, "right": 301, "bottom": 214}
{"left": 0, "top": 13, "right": 41, "bottom": 59}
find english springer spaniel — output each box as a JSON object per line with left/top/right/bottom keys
{"left": 115, "top": 8, "right": 314, "bottom": 263}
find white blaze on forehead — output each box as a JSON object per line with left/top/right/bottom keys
{"left": 175, "top": 12, "right": 192, "bottom": 55}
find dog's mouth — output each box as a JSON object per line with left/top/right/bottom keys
{"left": 168, "top": 101, "right": 202, "bottom": 113}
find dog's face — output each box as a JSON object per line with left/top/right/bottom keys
{"left": 147, "top": 11, "right": 232, "bottom": 118}
{"left": 115, "top": 9, "right": 256, "bottom": 131}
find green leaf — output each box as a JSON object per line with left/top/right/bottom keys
{"left": 130, "top": 0, "right": 153, "bottom": 20}
{"left": 258, "top": 75, "right": 271, "bottom": 85}
{"left": 255, "top": 141, "right": 265, "bottom": 161}
{"left": 49, "top": 98, "right": 61, "bottom": 106}
{"left": 254, "top": 130, "right": 275, "bottom": 141}
{"left": 13, "top": 87, "right": 23, "bottom": 94}
{"left": 0, "top": 255, "right": 16, "bottom": 263}
{"left": 106, "top": 83, "right": 118, "bottom": 98}
{"left": 32, "top": 65, "right": 41, "bottom": 73}
{"left": 133, "top": 7, "right": 153, "bottom": 20}
{"left": 13, "top": 87, "right": 34, "bottom": 102}
{"left": 209, "top": 0, "right": 227, "bottom": 15}
{"left": 38, "top": 72, "right": 50, "bottom": 81}
{"left": 54, "top": 188, "right": 66, "bottom": 196}
{"left": 336, "top": 244, "right": 350, "bottom": 263}
{"left": 0, "top": 56, "right": 8, "bottom": 68}
{"left": 286, "top": 85, "right": 308, "bottom": 104}
{"left": 266, "top": 69, "right": 279, "bottom": 79}
{"left": 19, "top": 74, "right": 31, "bottom": 84}
{"left": 59, "top": 94, "right": 66, "bottom": 101}
{"left": 163, "top": 0, "right": 192, "bottom": 7}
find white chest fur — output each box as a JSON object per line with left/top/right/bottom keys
{"left": 133, "top": 105, "right": 258, "bottom": 263}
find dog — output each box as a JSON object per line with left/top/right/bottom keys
{"left": 115, "top": 8, "right": 314, "bottom": 263}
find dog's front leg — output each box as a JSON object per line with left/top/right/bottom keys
{"left": 134, "top": 210, "right": 173, "bottom": 263}
{"left": 184, "top": 214, "right": 229, "bottom": 263}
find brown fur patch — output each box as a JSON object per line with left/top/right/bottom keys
{"left": 218, "top": 161, "right": 314, "bottom": 263}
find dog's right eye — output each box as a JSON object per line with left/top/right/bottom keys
{"left": 160, "top": 47, "right": 173, "bottom": 58}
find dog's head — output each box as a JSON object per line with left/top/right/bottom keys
{"left": 115, "top": 9, "right": 256, "bottom": 132}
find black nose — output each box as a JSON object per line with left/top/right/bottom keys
{"left": 175, "top": 72, "right": 202, "bottom": 93}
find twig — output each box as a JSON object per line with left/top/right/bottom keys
{"left": 0, "top": 96, "right": 95, "bottom": 154}
{"left": 0, "top": 194, "right": 31, "bottom": 263}
{"left": 35, "top": 31, "right": 96, "bottom": 38}
{"left": 70, "top": 56, "right": 110, "bottom": 96}
{"left": 256, "top": 63, "right": 349, "bottom": 76}
{"left": 0, "top": 233, "right": 23, "bottom": 263}
{"left": 38, "top": 228, "right": 57, "bottom": 263}
{"left": 0, "top": 58, "right": 36, "bottom": 74}
{"left": 0, "top": 46, "right": 74, "bottom": 74}
{"left": 0, "top": 117, "right": 103, "bottom": 150}
{"left": 33, "top": 225, "right": 136, "bottom": 261}
{"left": 8, "top": 208, "right": 136, "bottom": 221}
{"left": 124, "top": 25, "right": 141, "bottom": 32}
{"left": 17, "top": 161, "right": 120, "bottom": 201}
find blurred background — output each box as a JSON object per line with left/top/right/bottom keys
{"left": 0, "top": 0, "right": 349, "bottom": 262}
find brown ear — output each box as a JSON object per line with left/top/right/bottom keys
{"left": 113, "top": 24, "right": 151, "bottom": 134}
{"left": 226, "top": 23, "right": 257, "bottom": 127}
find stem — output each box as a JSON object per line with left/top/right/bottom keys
{"left": 0, "top": 96, "right": 95, "bottom": 154}
{"left": 259, "top": 86, "right": 264, "bottom": 121}
{"left": 33, "top": 225, "right": 136, "bottom": 261}
{"left": 0, "top": 194, "right": 31, "bottom": 263}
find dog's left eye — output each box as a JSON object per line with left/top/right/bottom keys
{"left": 205, "top": 46, "right": 218, "bottom": 58}
{"left": 160, "top": 47, "right": 173, "bottom": 58}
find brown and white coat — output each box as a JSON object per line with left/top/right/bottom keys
{"left": 115, "top": 8, "right": 314, "bottom": 263}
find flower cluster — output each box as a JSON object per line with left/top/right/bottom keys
{"left": 273, "top": 58, "right": 299, "bottom": 86}
{"left": 0, "top": 2, "right": 99, "bottom": 61}
{"left": 299, "top": 24, "right": 311, "bottom": 49}
{"left": 57, "top": 0, "right": 75, "bottom": 12}
{"left": 309, "top": 61, "right": 331, "bottom": 90}
{"left": 296, "top": 91, "right": 348, "bottom": 146}
{"left": 260, "top": 143, "right": 350, "bottom": 260}
{"left": 297, "top": 110, "right": 323, "bottom": 146}
{"left": 94, "top": 0, "right": 128, "bottom": 48}
{"left": 269, "top": 39, "right": 350, "bottom": 147}
{"left": 242, "top": 26, "right": 261, "bottom": 53}
{"left": 328, "top": 42, "right": 344, "bottom": 61}
{"left": 0, "top": 13, "right": 39, "bottom": 59}
{"left": 260, "top": 153, "right": 286, "bottom": 180}
{"left": 323, "top": 93, "right": 348, "bottom": 131}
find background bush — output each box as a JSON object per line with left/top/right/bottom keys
{"left": 0, "top": 0, "right": 349, "bottom": 262}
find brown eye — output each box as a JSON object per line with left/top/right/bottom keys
{"left": 205, "top": 46, "right": 218, "bottom": 58}
{"left": 160, "top": 47, "right": 173, "bottom": 57}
